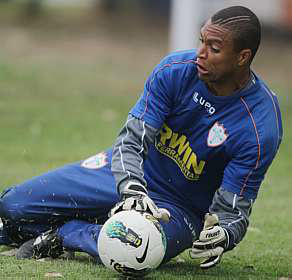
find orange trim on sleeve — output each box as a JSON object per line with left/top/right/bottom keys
{"left": 262, "top": 87, "right": 281, "bottom": 148}
{"left": 239, "top": 97, "right": 261, "bottom": 195}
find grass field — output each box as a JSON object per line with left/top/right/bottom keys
{"left": 0, "top": 6, "right": 292, "bottom": 279}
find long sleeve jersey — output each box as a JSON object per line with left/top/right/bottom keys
{"left": 111, "top": 49, "right": 283, "bottom": 250}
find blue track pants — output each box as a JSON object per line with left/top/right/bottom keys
{"left": 0, "top": 150, "right": 202, "bottom": 263}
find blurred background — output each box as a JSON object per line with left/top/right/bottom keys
{"left": 0, "top": 0, "right": 290, "bottom": 177}
{"left": 0, "top": 0, "right": 291, "bottom": 182}
{"left": 0, "top": 1, "right": 291, "bottom": 278}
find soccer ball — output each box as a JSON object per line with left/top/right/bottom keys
{"left": 98, "top": 210, "right": 167, "bottom": 277}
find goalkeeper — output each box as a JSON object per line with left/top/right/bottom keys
{"left": 0, "top": 6, "right": 282, "bottom": 268}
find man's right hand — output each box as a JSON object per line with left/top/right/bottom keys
{"left": 109, "top": 181, "right": 170, "bottom": 223}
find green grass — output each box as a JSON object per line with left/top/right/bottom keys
{"left": 0, "top": 9, "right": 292, "bottom": 279}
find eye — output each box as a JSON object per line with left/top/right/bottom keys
{"left": 210, "top": 46, "right": 220, "bottom": 53}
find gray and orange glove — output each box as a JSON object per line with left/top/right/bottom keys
{"left": 189, "top": 213, "right": 228, "bottom": 269}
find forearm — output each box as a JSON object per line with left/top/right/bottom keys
{"left": 110, "top": 116, "right": 170, "bottom": 222}
{"left": 209, "top": 187, "right": 253, "bottom": 251}
{"left": 111, "top": 114, "right": 158, "bottom": 194}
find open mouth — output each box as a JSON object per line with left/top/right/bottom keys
{"left": 195, "top": 61, "right": 209, "bottom": 75}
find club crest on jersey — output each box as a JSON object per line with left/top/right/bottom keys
{"left": 81, "top": 152, "right": 108, "bottom": 169}
{"left": 207, "top": 122, "right": 228, "bottom": 147}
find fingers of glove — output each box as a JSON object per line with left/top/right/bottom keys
{"left": 146, "top": 200, "right": 170, "bottom": 223}
{"left": 203, "top": 213, "right": 219, "bottom": 229}
{"left": 189, "top": 248, "right": 211, "bottom": 259}
{"left": 122, "top": 197, "right": 136, "bottom": 211}
{"left": 143, "top": 196, "right": 160, "bottom": 216}
{"left": 109, "top": 201, "right": 124, "bottom": 217}
{"left": 189, "top": 246, "right": 224, "bottom": 259}
{"left": 200, "top": 255, "right": 222, "bottom": 269}
{"left": 137, "top": 197, "right": 170, "bottom": 223}
{"left": 157, "top": 208, "right": 171, "bottom": 223}
{"left": 192, "top": 241, "right": 212, "bottom": 250}
{"left": 193, "top": 240, "right": 224, "bottom": 250}
{"left": 135, "top": 197, "right": 147, "bottom": 211}
{"left": 146, "top": 205, "right": 170, "bottom": 223}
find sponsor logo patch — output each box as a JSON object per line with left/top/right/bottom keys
{"left": 193, "top": 91, "right": 216, "bottom": 115}
{"left": 155, "top": 123, "right": 206, "bottom": 181}
{"left": 207, "top": 122, "right": 228, "bottom": 147}
{"left": 81, "top": 152, "right": 108, "bottom": 169}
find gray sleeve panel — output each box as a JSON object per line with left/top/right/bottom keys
{"left": 209, "top": 187, "right": 254, "bottom": 251}
{"left": 111, "top": 114, "right": 159, "bottom": 195}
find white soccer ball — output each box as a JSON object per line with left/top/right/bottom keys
{"left": 98, "top": 210, "right": 167, "bottom": 277}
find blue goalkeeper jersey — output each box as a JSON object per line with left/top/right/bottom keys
{"left": 130, "top": 50, "right": 283, "bottom": 215}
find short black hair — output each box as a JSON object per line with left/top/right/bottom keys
{"left": 211, "top": 6, "right": 261, "bottom": 62}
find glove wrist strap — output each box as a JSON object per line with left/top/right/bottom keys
{"left": 122, "top": 181, "right": 148, "bottom": 198}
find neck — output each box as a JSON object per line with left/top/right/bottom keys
{"left": 207, "top": 68, "right": 251, "bottom": 97}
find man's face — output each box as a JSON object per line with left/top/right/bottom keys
{"left": 196, "top": 19, "right": 239, "bottom": 83}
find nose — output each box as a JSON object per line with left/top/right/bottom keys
{"left": 197, "top": 42, "right": 207, "bottom": 59}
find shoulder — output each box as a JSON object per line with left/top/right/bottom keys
{"left": 162, "top": 49, "right": 197, "bottom": 64}
{"left": 147, "top": 49, "right": 198, "bottom": 89}
{"left": 237, "top": 75, "right": 283, "bottom": 161}
{"left": 155, "top": 49, "right": 198, "bottom": 75}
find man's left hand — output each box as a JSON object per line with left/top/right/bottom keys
{"left": 189, "top": 213, "right": 227, "bottom": 269}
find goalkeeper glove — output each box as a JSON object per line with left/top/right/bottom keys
{"left": 110, "top": 181, "right": 170, "bottom": 223}
{"left": 189, "top": 213, "right": 227, "bottom": 269}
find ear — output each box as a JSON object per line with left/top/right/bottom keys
{"left": 237, "top": 49, "right": 252, "bottom": 66}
